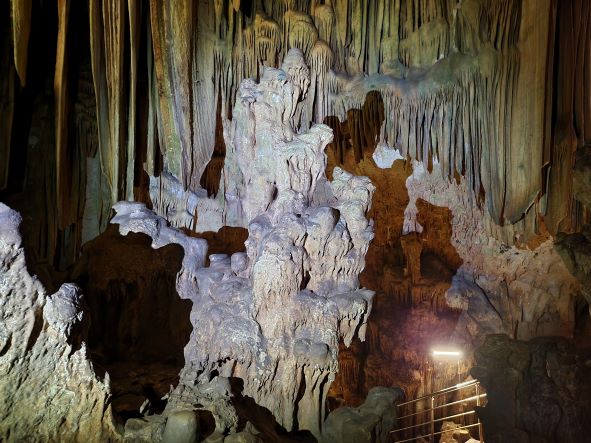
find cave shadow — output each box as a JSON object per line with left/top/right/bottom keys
{"left": 323, "top": 91, "right": 467, "bottom": 418}
{"left": 200, "top": 91, "right": 227, "bottom": 197}
{"left": 70, "top": 225, "right": 192, "bottom": 422}
{"left": 323, "top": 90, "right": 385, "bottom": 178}
{"left": 229, "top": 377, "right": 317, "bottom": 442}
{"left": 182, "top": 225, "right": 249, "bottom": 266}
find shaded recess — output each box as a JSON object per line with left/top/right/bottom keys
{"left": 71, "top": 225, "right": 192, "bottom": 420}
{"left": 229, "top": 377, "right": 317, "bottom": 443}
{"left": 183, "top": 226, "right": 249, "bottom": 266}
{"left": 200, "top": 92, "right": 227, "bottom": 197}
{"left": 324, "top": 90, "right": 385, "bottom": 180}
{"left": 324, "top": 90, "right": 465, "bottom": 408}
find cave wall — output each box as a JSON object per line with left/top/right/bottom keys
{"left": 1, "top": 0, "right": 590, "bottom": 272}
{"left": 472, "top": 334, "right": 591, "bottom": 443}
{"left": 1, "top": 0, "right": 591, "bottom": 440}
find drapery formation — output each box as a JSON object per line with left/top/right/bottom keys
{"left": 0, "top": 0, "right": 589, "bottom": 268}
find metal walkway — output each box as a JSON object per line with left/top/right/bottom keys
{"left": 390, "top": 379, "right": 485, "bottom": 442}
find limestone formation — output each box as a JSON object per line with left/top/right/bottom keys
{"left": 1, "top": 0, "right": 588, "bottom": 269}
{"left": 472, "top": 334, "right": 591, "bottom": 443}
{"left": 402, "top": 160, "right": 580, "bottom": 344}
{"left": 0, "top": 50, "right": 380, "bottom": 441}
{"left": 108, "top": 53, "right": 377, "bottom": 440}
{"left": 0, "top": 203, "right": 117, "bottom": 442}
{"left": 1, "top": 0, "right": 591, "bottom": 441}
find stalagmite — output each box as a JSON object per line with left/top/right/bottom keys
{"left": 2, "top": 1, "right": 591, "bottom": 441}
{"left": 110, "top": 51, "right": 376, "bottom": 440}
{"left": 0, "top": 203, "right": 117, "bottom": 442}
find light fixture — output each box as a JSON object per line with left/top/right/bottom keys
{"left": 432, "top": 350, "right": 463, "bottom": 358}
{"left": 431, "top": 348, "right": 465, "bottom": 386}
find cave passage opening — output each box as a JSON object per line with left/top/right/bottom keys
{"left": 71, "top": 225, "right": 192, "bottom": 421}
{"left": 322, "top": 89, "right": 471, "bottom": 425}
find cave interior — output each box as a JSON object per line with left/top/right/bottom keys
{"left": 1, "top": 0, "right": 591, "bottom": 442}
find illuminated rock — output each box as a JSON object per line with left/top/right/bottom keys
{"left": 110, "top": 52, "right": 376, "bottom": 439}
{"left": 0, "top": 203, "right": 116, "bottom": 442}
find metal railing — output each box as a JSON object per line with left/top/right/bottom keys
{"left": 390, "top": 379, "right": 485, "bottom": 442}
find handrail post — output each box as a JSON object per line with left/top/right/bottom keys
{"left": 430, "top": 396, "right": 435, "bottom": 442}
{"left": 476, "top": 383, "right": 483, "bottom": 443}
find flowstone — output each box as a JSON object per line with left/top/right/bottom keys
{"left": 111, "top": 49, "right": 378, "bottom": 440}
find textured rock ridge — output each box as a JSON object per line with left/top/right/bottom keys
{"left": 0, "top": 202, "right": 117, "bottom": 442}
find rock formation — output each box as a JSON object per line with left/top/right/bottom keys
{"left": 320, "top": 387, "right": 403, "bottom": 443}
{"left": 0, "top": 203, "right": 117, "bottom": 442}
{"left": 1, "top": 0, "right": 588, "bottom": 271}
{"left": 1, "top": 0, "right": 591, "bottom": 441}
{"left": 0, "top": 51, "right": 380, "bottom": 441}
{"left": 472, "top": 334, "right": 591, "bottom": 443}
{"left": 108, "top": 52, "right": 377, "bottom": 440}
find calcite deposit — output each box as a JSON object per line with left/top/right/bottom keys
{"left": 1, "top": 0, "right": 591, "bottom": 441}
{"left": 0, "top": 52, "right": 379, "bottom": 441}
{"left": 109, "top": 53, "right": 377, "bottom": 440}
{"left": 0, "top": 203, "right": 117, "bottom": 442}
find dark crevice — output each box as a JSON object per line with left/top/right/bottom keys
{"left": 70, "top": 225, "right": 191, "bottom": 422}
{"left": 229, "top": 377, "right": 317, "bottom": 443}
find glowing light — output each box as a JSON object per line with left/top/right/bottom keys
{"left": 432, "top": 349, "right": 463, "bottom": 358}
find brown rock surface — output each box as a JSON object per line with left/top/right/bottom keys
{"left": 472, "top": 334, "right": 591, "bottom": 443}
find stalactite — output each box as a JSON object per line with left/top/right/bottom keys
{"left": 0, "top": 15, "right": 14, "bottom": 192}
{"left": 189, "top": 0, "right": 219, "bottom": 190}
{"left": 54, "top": 0, "right": 71, "bottom": 228}
{"left": 545, "top": 0, "right": 591, "bottom": 234}
{"left": 504, "top": 0, "right": 553, "bottom": 224}
{"left": 76, "top": 60, "right": 110, "bottom": 247}
{"left": 145, "top": 18, "right": 158, "bottom": 177}
{"left": 254, "top": 14, "right": 281, "bottom": 68}
{"left": 312, "top": 4, "right": 334, "bottom": 47}
{"left": 149, "top": 0, "right": 195, "bottom": 187}
{"left": 89, "top": 0, "right": 110, "bottom": 206}
{"left": 126, "top": 0, "right": 140, "bottom": 201}
{"left": 3, "top": 0, "right": 586, "bottom": 274}
{"left": 102, "top": 0, "right": 127, "bottom": 203}
{"left": 346, "top": 0, "right": 367, "bottom": 74}
{"left": 284, "top": 10, "right": 318, "bottom": 60}
{"left": 309, "top": 40, "right": 333, "bottom": 124}
{"left": 10, "top": 0, "right": 32, "bottom": 87}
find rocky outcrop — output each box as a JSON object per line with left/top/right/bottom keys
{"left": 573, "top": 147, "right": 591, "bottom": 208}
{"left": 107, "top": 52, "right": 378, "bottom": 440}
{"left": 327, "top": 150, "right": 583, "bottom": 409}
{"left": 555, "top": 224, "right": 591, "bottom": 305}
{"left": 320, "top": 387, "right": 402, "bottom": 443}
{"left": 0, "top": 203, "right": 117, "bottom": 442}
{"left": 472, "top": 334, "right": 591, "bottom": 443}
{"left": 403, "top": 160, "right": 580, "bottom": 345}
